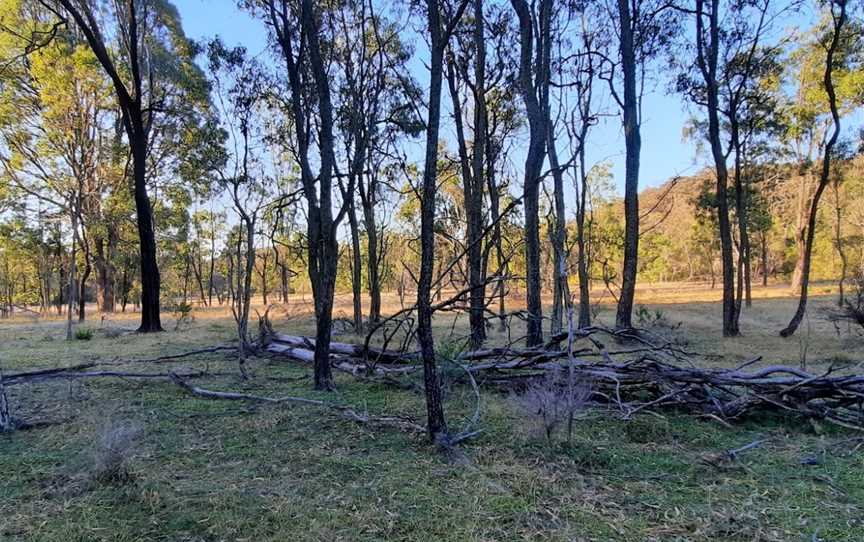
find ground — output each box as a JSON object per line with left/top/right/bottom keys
{"left": 1, "top": 282, "right": 863, "bottom": 541}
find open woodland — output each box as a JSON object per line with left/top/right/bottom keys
{"left": 1, "top": 0, "right": 864, "bottom": 540}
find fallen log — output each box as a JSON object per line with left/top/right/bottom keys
{"left": 261, "top": 330, "right": 864, "bottom": 431}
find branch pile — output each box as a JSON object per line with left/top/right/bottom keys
{"left": 260, "top": 328, "right": 864, "bottom": 431}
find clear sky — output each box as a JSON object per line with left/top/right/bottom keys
{"left": 167, "top": 0, "right": 822, "bottom": 196}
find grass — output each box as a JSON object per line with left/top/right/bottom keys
{"left": 1, "top": 283, "right": 863, "bottom": 541}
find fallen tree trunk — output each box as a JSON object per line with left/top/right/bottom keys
{"left": 260, "top": 328, "right": 864, "bottom": 431}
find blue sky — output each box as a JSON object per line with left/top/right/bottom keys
{"left": 168, "top": 0, "right": 824, "bottom": 196}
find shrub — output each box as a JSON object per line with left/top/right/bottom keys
{"left": 510, "top": 367, "right": 593, "bottom": 444}
{"left": 74, "top": 328, "right": 93, "bottom": 341}
{"left": 172, "top": 301, "right": 194, "bottom": 331}
{"left": 86, "top": 419, "right": 142, "bottom": 485}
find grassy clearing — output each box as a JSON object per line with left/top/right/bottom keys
{"left": 2, "top": 288, "right": 864, "bottom": 541}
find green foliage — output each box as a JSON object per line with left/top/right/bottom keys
{"left": 74, "top": 328, "right": 93, "bottom": 341}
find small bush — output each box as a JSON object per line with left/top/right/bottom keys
{"left": 86, "top": 419, "right": 142, "bottom": 485}
{"left": 172, "top": 301, "right": 194, "bottom": 331}
{"left": 74, "top": 328, "right": 93, "bottom": 341}
{"left": 510, "top": 367, "right": 592, "bottom": 444}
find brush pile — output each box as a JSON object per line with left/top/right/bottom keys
{"left": 260, "top": 326, "right": 864, "bottom": 431}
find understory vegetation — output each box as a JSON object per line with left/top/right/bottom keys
{"left": 3, "top": 294, "right": 864, "bottom": 541}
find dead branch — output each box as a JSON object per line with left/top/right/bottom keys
{"left": 260, "top": 328, "right": 864, "bottom": 431}
{"left": 169, "top": 373, "right": 424, "bottom": 433}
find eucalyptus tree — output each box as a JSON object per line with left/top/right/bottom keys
{"left": 0, "top": 5, "right": 118, "bottom": 325}
{"left": 203, "top": 40, "right": 273, "bottom": 374}
{"left": 781, "top": 0, "right": 859, "bottom": 337}
{"left": 416, "top": 0, "right": 471, "bottom": 442}
{"left": 599, "top": 0, "right": 675, "bottom": 330}
{"left": 333, "top": 0, "right": 422, "bottom": 330}
{"left": 510, "top": 0, "right": 551, "bottom": 346}
{"left": 675, "top": 0, "right": 783, "bottom": 335}
{"left": 558, "top": 6, "right": 603, "bottom": 330}
{"left": 249, "top": 0, "right": 346, "bottom": 390}
{"left": 443, "top": 0, "right": 492, "bottom": 347}
{"left": 45, "top": 0, "right": 207, "bottom": 331}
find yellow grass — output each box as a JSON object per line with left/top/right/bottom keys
{"left": 1, "top": 280, "right": 861, "bottom": 370}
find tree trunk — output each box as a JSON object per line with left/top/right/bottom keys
{"left": 93, "top": 231, "right": 117, "bottom": 312}
{"left": 732, "top": 130, "right": 752, "bottom": 311}
{"left": 696, "top": 0, "right": 738, "bottom": 336}
{"left": 348, "top": 199, "right": 363, "bottom": 332}
{"left": 416, "top": 0, "right": 455, "bottom": 443}
{"left": 78, "top": 235, "right": 91, "bottom": 322}
{"left": 511, "top": 0, "right": 550, "bottom": 347}
{"left": 66, "top": 209, "right": 77, "bottom": 341}
{"left": 131, "top": 132, "right": 162, "bottom": 332}
{"left": 576, "top": 142, "right": 591, "bottom": 328}
{"left": 548, "top": 123, "right": 569, "bottom": 335}
{"left": 362, "top": 199, "right": 381, "bottom": 323}
{"left": 445, "top": 50, "right": 486, "bottom": 349}
{"left": 468, "top": 0, "right": 488, "bottom": 348}
{"left": 780, "top": 0, "right": 846, "bottom": 337}
{"left": 615, "top": 0, "right": 641, "bottom": 331}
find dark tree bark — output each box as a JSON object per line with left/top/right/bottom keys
{"left": 347, "top": 198, "right": 363, "bottom": 332}
{"left": 418, "top": 0, "right": 450, "bottom": 442}
{"left": 694, "top": 0, "right": 738, "bottom": 336}
{"left": 614, "top": 0, "right": 641, "bottom": 331}
{"left": 781, "top": 0, "right": 847, "bottom": 337}
{"left": 547, "top": 123, "right": 569, "bottom": 335}
{"left": 575, "top": 129, "right": 592, "bottom": 329}
{"left": 444, "top": 32, "right": 487, "bottom": 348}
{"left": 77, "top": 226, "right": 91, "bottom": 322}
{"left": 360, "top": 177, "right": 382, "bottom": 323}
{"left": 511, "top": 0, "right": 551, "bottom": 346}
{"left": 265, "top": 0, "right": 343, "bottom": 389}
{"left": 54, "top": 0, "right": 163, "bottom": 332}
{"left": 416, "top": 0, "right": 470, "bottom": 443}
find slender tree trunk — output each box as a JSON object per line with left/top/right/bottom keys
{"left": 445, "top": 52, "right": 486, "bottom": 348}
{"left": 363, "top": 200, "right": 381, "bottom": 323}
{"left": 486, "top": 142, "right": 507, "bottom": 330}
{"left": 511, "top": 0, "right": 550, "bottom": 346}
{"left": 348, "top": 200, "right": 363, "bottom": 332}
{"left": 548, "top": 124, "right": 569, "bottom": 334}
{"left": 417, "top": 0, "right": 455, "bottom": 443}
{"left": 615, "top": 0, "right": 640, "bottom": 331}
{"left": 208, "top": 217, "right": 216, "bottom": 306}
{"left": 78, "top": 236, "right": 91, "bottom": 322}
{"left": 576, "top": 144, "right": 591, "bottom": 328}
{"left": 696, "top": 0, "right": 738, "bottom": 336}
{"left": 66, "top": 208, "right": 77, "bottom": 341}
{"left": 468, "top": 0, "right": 488, "bottom": 348}
{"left": 781, "top": 0, "right": 846, "bottom": 337}
{"left": 93, "top": 231, "right": 117, "bottom": 312}
{"left": 732, "top": 130, "right": 752, "bottom": 311}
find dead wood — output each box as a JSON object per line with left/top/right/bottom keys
{"left": 169, "top": 373, "right": 424, "bottom": 433}
{"left": 259, "top": 326, "right": 864, "bottom": 431}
